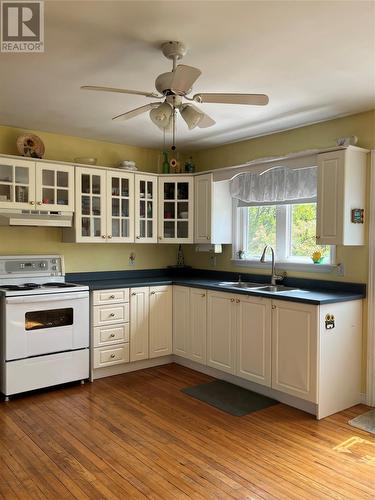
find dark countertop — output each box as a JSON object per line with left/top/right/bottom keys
{"left": 70, "top": 273, "right": 365, "bottom": 305}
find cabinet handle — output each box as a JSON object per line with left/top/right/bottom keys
{"left": 110, "top": 353, "right": 116, "bottom": 359}
{"left": 158, "top": 236, "right": 162, "bottom": 240}
{"left": 101, "top": 235, "right": 106, "bottom": 239}
{"left": 236, "top": 299, "right": 240, "bottom": 303}
{"left": 150, "top": 291, "right": 156, "bottom": 295}
{"left": 29, "top": 201, "right": 35, "bottom": 205}
{"left": 206, "top": 236, "right": 210, "bottom": 240}
{"left": 131, "top": 292, "right": 136, "bottom": 296}
{"left": 201, "top": 293, "right": 206, "bottom": 297}
{"left": 107, "top": 235, "right": 112, "bottom": 239}
{"left": 272, "top": 305, "right": 276, "bottom": 310}
{"left": 37, "top": 201, "right": 42, "bottom": 205}
{"left": 230, "top": 298, "right": 235, "bottom": 302}
{"left": 136, "top": 236, "right": 140, "bottom": 239}
{"left": 109, "top": 312, "right": 115, "bottom": 317}
{"left": 316, "top": 235, "right": 320, "bottom": 240}
{"left": 110, "top": 333, "right": 115, "bottom": 338}
{"left": 109, "top": 295, "right": 115, "bottom": 299}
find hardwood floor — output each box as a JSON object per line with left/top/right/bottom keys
{"left": 0, "top": 363, "right": 374, "bottom": 499}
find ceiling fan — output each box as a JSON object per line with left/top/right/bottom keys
{"left": 81, "top": 41, "right": 269, "bottom": 133}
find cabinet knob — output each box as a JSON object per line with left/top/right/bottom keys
{"left": 316, "top": 235, "right": 320, "bottom": 240}
{"left": 110, "top": 333, "right": 115, "bottom": 338}
{"left": 272, "top": 305, "right": 276, "bottom": 310}
{"left": 201, "top": 293, "right": 206, "bottom": 298}
{"left": 29, "top": 201, "right": 35, "bottom": 205}
{"left": 110, "top": 353, "right": 116, "bottom": 359}
{"left": 136, "top": 236, "right": 140, "bottom": 239}
{"left": 158, "top": 236, "right": 162, "bottom": 240}
{"left": 131, "top": 292, "right": 136, "bottom": 296}
{"left": 236, "top": 299, "right": 240, "bottom": 303}
{"left": 37, "top": 201, "right": 42, "bottom": 205}
{"left": 109, "top": 295, "right": 115, "bottom": 299}
{"left": 108, "top": 235, "right": 112, "bottom": 239}
{"left": 109, "top": 312, "right": 115, "bottom": 317}
{"left": 206, "top": 236, "right": 210, "bottom": 240}
{"left": 101, "top": 235, "right": 106, "bottom": 239}
{"left": 230, "top": 298, "right": 235, "bottom": 302}
{"left": 150, "top": 291, "right": 156, "bottom": 295}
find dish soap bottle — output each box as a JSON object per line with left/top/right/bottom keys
{"left": 162, "top": 151, "right": 169, "bottom": 174}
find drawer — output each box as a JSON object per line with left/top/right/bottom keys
{"left": 93, "top": 324, "right": 129, "bottom": 347}
{"left": 93, "top": 303, "right": 129, "bottom": 326}
{"left": 93, "top": 343, "right": 129, "bottom": 368}
{"left": 93, "top": 288, "right": 129, "bottom": 305}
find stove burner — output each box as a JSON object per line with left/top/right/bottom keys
{"left": 42, "top": 282, "right": 75, "bottom": 288}
{"left": 0, "top": 283, "right": 41, "bottom": 291}
{"left": 24, "top": 283, "right": 41, "bottom": 289}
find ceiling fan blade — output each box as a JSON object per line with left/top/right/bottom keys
{"left": 81, "top": 86, "right": 161, "bottom": 98}
{"left": 112, "top": 103, "right": 160, "bottom": 121}
{"left": 193, "top": 93, "right": 269, "bottom": 106}
{"left": 170, "top": 65, "right": 202, "bottom": 95}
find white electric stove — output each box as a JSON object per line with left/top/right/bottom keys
{"left": 0, "top": 255, "right": 90, "bottom": 400}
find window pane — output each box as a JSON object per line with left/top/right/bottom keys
{"left": 247, "top": 206, "right": 277, "bottom": 258}
{"left": 291, "top": 203, "right": 330, "bottom": 261}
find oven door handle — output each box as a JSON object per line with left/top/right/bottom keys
{"left": 5, "top": 292, "right": 89, "bottom": 304}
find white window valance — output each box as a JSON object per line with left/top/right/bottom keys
{"left": 230, "top": 166, "right": 317, "bottom": 207}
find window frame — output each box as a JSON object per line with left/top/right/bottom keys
{"left": 232, "top": 200, "right": 337, "bottom": 273}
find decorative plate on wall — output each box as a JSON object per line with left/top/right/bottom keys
{"left": 16, "top": 134, "right": 45, "bottom": 158}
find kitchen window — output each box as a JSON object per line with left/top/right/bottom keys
{"left": 231, "top": 165, "right": 335, "bottom": 270}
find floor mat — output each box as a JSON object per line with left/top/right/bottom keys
{"left": 349, "top": 409, "right": 375, "bottom": 435}
{"left": 182, "top": 379, "right": 277, "bottom": 416}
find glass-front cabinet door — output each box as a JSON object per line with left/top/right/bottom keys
{"left": 106, "top": 171, "right": 134, "bottom": 242}
{"left": 35, "top": 162, "right": 74, "bottom": 211}
{"left": 158, "top": 176, "right": 194, "bottom": 243}
{"left": 135, "top": 174, "right": 158, "bottom": 243}
{"left": 75, "top": 167, "right": 107, "bottom": 242}
{"left": 0, "top": 158, "right": 36, "bottom": 210}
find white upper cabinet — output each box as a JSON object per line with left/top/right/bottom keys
{"left": 106, "top": 170, "right": 134, "bottom": 242}
{"left": 35, "top": 162, "right": 74, "bottom": 212}
{"left": 158, "top": 176, "right": 194, "bottom": 243}
{"left": 135, "top": 174, "right": 158, "bottom": 243}
{"left": 0, "top": 157, "right": 74, "bottom": 212}
{"left": 194, "top": 173, "right": 232, "bottom": 244}
{"left": 70, "top": 167, "right": 134, "bottom": 243}
{"left": 317, "top": 147, "right": 368, "bottom": 246}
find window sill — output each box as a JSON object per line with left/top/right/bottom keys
{"left": 231, "top": 258, "right": 338, "bottom": 274}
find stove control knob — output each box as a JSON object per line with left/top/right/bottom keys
{"left": 20, "top": 263, "right": 25, "bottom": 269}
{"left": 39, "top": 262, "right": 47, "bottom": 269}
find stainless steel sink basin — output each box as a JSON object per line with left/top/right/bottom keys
{"left": 255, "top": 285, "right": 300, "bottom": 293}
{"left": 218, "top": 281, "right": 264, "bottom": 289}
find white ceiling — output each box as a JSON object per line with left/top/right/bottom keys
{"left": 1, "top": 0, "right": 374, "bottom": 151}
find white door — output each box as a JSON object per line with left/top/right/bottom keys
{"left": 0, "top": 157, "right": 35, "bottom": 210}
{"left": 236, "top": 295, "right": 271, "bottom": 386}
{"left": 130, "top": 287, "right": 149, "bottom": 362}
{"left": 134, "top": 174, "right": 157, "bottom": 243}
{"left": 149, "top": 285, "right": 172, "bottom": 358}
{"left": 194, "top": 174, "right": 212, "bottom": 243}
{"left": 272, "top": 300, "right": 318, "bottom": 402}
{"left": 316, "top": 151, "right": 344, "bottom": 245}
{"left": 173, "top": 286, "right": 190, "bottom": 358}
{"left": 106, "top": 171, "right": 134, "bottom": 242}
{"left": 207, "top": 291, "right": 236, "bottom": 374}
{"left": 190, "top": 288, "right": 207, "bottom": 364}
{"left": 75, "top": 167, "right": 107, "bottom": 242}
{"left": 35, "top": 162, "right": 75, "bottom": 212}
{"left": 158, "top": 176, "right": 194, "bottom": 243}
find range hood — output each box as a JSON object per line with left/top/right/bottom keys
{"left": 0, "top": 210, "right": 73, "bottom": 227}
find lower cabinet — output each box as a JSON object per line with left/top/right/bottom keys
{"left": 271, "top": 300, "right": 317, "bottom": 402}
{"left": 149, "top": 286, "right": 172, "bottom": 358}
{"left": 130, "top": 287, "right": 150, "bottom": 362}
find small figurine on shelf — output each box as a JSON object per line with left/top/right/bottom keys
{"left": 184, "top": 156, "right": 195, "bottom": 173}
{"left": 162, "top": 151, "right": 169, "bottom": 174}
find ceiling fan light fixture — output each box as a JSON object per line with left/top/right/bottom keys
{"left": 150, "top": 102, "right": 173, "bottom": 129}
{"left": 180, "top": 104, "right": 204, "bottom": 130}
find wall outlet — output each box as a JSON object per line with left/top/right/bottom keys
{"left": 129, "top": 252, "right": 136, "bottom": 266}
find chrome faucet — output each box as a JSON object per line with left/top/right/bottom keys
{"left": 260, "top": 245, "right": 284, "bottom": 286}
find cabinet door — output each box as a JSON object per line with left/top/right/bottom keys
{"left": 207, "top": 291, "right": 236, "bottom": 374}
{"left": 149, "top": 286, "right": 172, "bottom": 358}
{"left": 173, "top": 286, "right": 190, "bottom": 358}
{"left": 190, "top": 288, "right": 207, "bottom": 364}
{"left": 135, "top": 174, "right": 157, "bottom": 243}
{"left": 158, "top": 176, "right": 194, "bottom": 243}
{"left": 75, "top": 167, "right": 107, "bottom": 242}
{"left": 272, "top": 300, "right": 318, "bottom": 402}
{"left": 0, "top": 157, "right": 35, "bottom": 210}
{"left": 106, "top": 171, "right": 134, "bottom": 242}
{"left": 35, "top": 162, "right": 74, "bottom": 212}
{"left": 194, "top": 174, "right": 212, "bottom": 243}
{"left": 130, "top": 287, "right": 149, "bottom": 362}
{"left": 316, "top": 151, "right": 344, "bottom": 245}
{"left": 236, "top": 295, "right": 271, "bottom": 386}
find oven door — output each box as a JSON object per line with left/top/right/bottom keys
{"left": 5, "top": 291, "right": 89, "bottom": 360}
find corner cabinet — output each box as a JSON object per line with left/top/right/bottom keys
{"left": 66, "top": 167, "right": 134, "bottom": 243}
{"left": 316, "top": 147, "right": 368, "bottom": 246}
{"left": 134, "top": 174, "right": 158, "bottom": 243}
{"left": 194, "top": 173, "right": 232, "bottom": 244}
{"left": 0, "top": 157, "right": 74, "bottom": 212}
{"left": 158, "top": 176, "right": 194, "bottom": 243}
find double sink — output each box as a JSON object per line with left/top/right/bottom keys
{"left": 218, "top": 281, "right": 302, "bottom": 294}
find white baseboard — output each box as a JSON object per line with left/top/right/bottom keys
{"left": 173, "top": 355, "right": 317, "bottom": 416}
{"left": 92, "top": 355, "right": 173, "bottom": 380}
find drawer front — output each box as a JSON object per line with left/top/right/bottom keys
{"left": 93, "top": 304, "right": 129, "bottom": 326}
{"left": 93, "top": 343, "right": 129, "bottom": 368}
{"left": 93, "top": 324, "right": 129, "bottom": 347}
{"left": 93, "top": 288, "right": 129, "bottom": 305}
